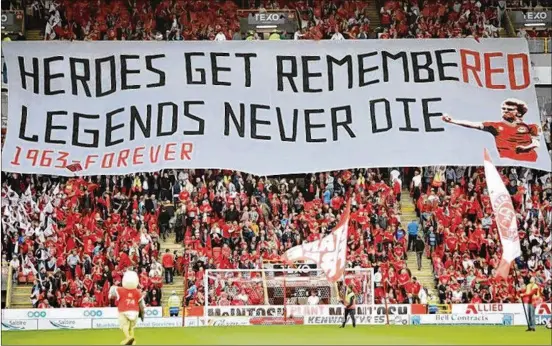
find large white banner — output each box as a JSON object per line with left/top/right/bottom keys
{"left": 2, "top": 40, "right": 550, "bottom": 176}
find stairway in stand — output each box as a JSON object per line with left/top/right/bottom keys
{"left": 364, "top": 1, "right": 381, "bottom": 35}
{"left": 10, "top": 284, "right": 33, "bottom": 309}
{"left": 400, "top": 190, "right": 436, "bottom": 295}
{"left": 159, "top": 233, "right": 186, "bottom": 315}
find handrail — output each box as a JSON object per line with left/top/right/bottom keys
{"left": 504, "top": 9, "right": 517, "bottom": 37}
{"left": 237, "top": 9, "right": 297, "bottom": 14}
{"left": 5, "top": 263, "right": 14, "bottom": 308}
{"left": 295, "top": 8, "right": 302, "bottom": 30}
{"left": 507, "top": 6, "right": 552, "bottom": 10}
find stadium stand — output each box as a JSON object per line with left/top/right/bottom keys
{"left": 378, "top": 0, "right": 502, "bottom": 39}
{"left": 1, "top": 0, "right": 551, "bottom": 314}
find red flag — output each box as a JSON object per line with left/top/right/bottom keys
{"left": 87, "top": 183, "right": 99, "bottom": 193}
{"left": 66, "top": 163, "right": 83, "bottom": 173}
{"left": 281, "top": 199, "right": 351, "bottom": 282}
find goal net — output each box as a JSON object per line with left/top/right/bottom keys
{"left": 203, "top": 265, "right": 373, "bottom": 326}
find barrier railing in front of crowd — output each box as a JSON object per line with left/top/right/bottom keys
{"left": 527, "top": 37, "right": 552, "bottom": 53}
{"left": 507, "top": 6, "right": 552, "bottom": 10}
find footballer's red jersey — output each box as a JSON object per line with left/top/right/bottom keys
{"left": 116, "top": 287, "right": 142, "bottom": 313}
{"left": 482, "top": 121, "right": 539, "bottom": 162}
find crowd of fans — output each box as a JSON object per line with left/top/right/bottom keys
{"left": 510, "top": 0, "right": 552, "bottom": 8}
{"left": 4, "top": 0, "right": 552, "bottom": 42}
{"left": 2, "top": 163, "right": 550, "bottom": 309}
{"left": 1, "top": 0, "right": 551, "bottom": 311}
{"left": 203, "top": 169, "right": 417, "bottom": 307}
{"left": 1, "top": 172, "right": 172, "bottom": 308}
{"left": 378, "top": 0, "right": 502, "bottom": 39}
{"left": 30, "top": 0, "right": 376, "bottom": 41}
{"left": 519, "top": 28, "right": 552, "bottom": 43}
{"left": 2, "top": 168, "right": 419, "bottom": 308}
{"left": 408, "top": 166, "right": 552, "bottom": 305}
{"left": 24, "top": 0, "right": 521, "bottom": 41}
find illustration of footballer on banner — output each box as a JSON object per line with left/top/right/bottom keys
{"left": 442, "top": 98, "right": 541, "bottom": 162}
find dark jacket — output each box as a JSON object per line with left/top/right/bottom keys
{"left": 415, "top": 238, "right": 425, "bottom": 253}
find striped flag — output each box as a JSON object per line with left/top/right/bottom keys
{"left": 281, "top": 199, "right": 351, "bottom": 282}
{"left": 483, "top": 149, "right": 521, "bottom": 279}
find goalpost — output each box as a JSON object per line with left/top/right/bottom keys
{"left": 203, "top": 264, "right": 374, "bottom": 326}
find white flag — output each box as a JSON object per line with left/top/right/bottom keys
{"left": 281, "top": 199, "right": 351, "bottom": 282}
{"left": 483, "top": 149, "right": 522, "bottom": 279}
{"left": 23, "top": 185, "right": 32, "bottom": 201}
{"left": 52, "top": 183, "right": 60, "bottom": 196}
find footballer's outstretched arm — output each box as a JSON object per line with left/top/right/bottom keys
{"left": 442, "top": 114, "right": 484, "bottom": 130}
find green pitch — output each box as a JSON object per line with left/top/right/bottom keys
{"left": 2, "top": 325, "right": 551, "bottom": 345}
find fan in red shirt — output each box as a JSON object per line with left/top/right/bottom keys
{"left": 108, "top": 271, "right": 145, "bottom": 346}
{"left": 442, "top": 98, "right": 541, "bottom": 162}
{"left": 161, "top": 249, "right": 175, "bottom": 284}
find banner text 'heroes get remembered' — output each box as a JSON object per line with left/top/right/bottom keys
{"left": 2, "top": 39, "right": 550, "bottom": 176}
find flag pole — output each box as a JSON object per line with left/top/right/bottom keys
{"left": 182, "top": 246, "right": 188, "bottom": 328}
{"left": 283, "top": 266, "right": 287, "bottom": 324}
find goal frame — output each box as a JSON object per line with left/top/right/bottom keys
{"left": 203, "top": 266, "right": 375, "bottom": 324}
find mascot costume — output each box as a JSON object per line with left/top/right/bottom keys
{"left": 109, "top": 270, "right": 145, "bottom": 345}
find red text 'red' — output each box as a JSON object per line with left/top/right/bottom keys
{"left": 460, "top": 50, "right": 530, "bottom": 90}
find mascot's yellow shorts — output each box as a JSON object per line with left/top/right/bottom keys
{"left": 118, "top": 312, "right": 138, "bottom": 337}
